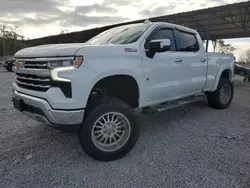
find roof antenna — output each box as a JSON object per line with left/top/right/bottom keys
{"left": 144, "top": 19, "right": 152, "bottom": 24}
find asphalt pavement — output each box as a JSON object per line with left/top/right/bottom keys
{"left": 0, "top": 67, "right": 250, "bottom": 188}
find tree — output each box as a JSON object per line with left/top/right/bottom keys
{"left": 0, "top": 23, "right": 24, "bottom": 58}
{"left": 60, "top": 29, "right": 69, "bottom": 34}
{"left": 238, "top": 49, "right": 250, "bottom": 64}
{"left": 212, "top": 39, "right": 235, "bottom": 54}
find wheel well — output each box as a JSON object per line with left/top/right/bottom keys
{"left": 88, "top": 75, "right": 139, "bottom": 109}
{"left": 221, "top": 69, "right": 232, "bottom": 80}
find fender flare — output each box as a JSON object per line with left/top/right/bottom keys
{"left": 211, "top": 64, "right": 233, "bottom": 91}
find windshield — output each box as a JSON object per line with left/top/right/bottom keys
{"left": 87, "top": 24, "right": 150, "bottom": 45}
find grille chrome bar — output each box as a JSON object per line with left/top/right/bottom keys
{"left": 15, "top": 68, "right": 50, "bottom": 77}
{"left": 24, "top": 62, "right": 49, "bottom": 69}
{"left": 16, "top": 75, "right": 51, "bottom": 82}
{"left": 17, "top": 57, "right": 74, "bottom": 62}
{"left": 16, "top": 80, "right": 51, "bottom": 88}
{"left": 24, "top": 63, "right": 47, "bottom": 67}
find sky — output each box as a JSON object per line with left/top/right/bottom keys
{"left": 1, "top": 0, "right": 250, "bottom": 60}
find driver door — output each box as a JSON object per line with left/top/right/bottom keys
{"left": 141, "top": 27, "right": 186, "bottom": 104}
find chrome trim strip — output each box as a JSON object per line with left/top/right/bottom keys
{"left": 15, "top": 68, "right": 51, "bottom": 77}
{"left": 17, "top": 57, "right": 74, "bottom": 62}
{"left": 24, "top": 63, "right": 47, "bottom": 67}
{"left": 16, "top": 80, "right": 51, "bottom": 88}
{"left": 17, "top": 75, "right": 51, "bottom": 82}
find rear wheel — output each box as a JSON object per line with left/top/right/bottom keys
{"left": 206, "top": 79, "right": 234, "bottom": 109}
{"left": 78, "top": 98, "right": 140, "bottom": 161}
{"left": 239, "top": 70, "right": 245, "bottom": 77}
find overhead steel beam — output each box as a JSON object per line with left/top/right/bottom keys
{"left": 240, "top": 7, "right": 250, "bottom": 29}
{"left": 190, "top": 17, "right": 207, "bottom": 34}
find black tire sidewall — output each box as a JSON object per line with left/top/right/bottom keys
{"left": 6, "top": 66, "right": 12, "bottom": 72}
{"left": 79, "top": 99, "right": 139, "bottom": 161}
{"left": 213, "top": 79, "right": 234, "bottom": 109}
{"left": 6, "top": 64, "right": 13, "bottom": 72}
{"left": 239, "top": 71, "right": 245, "bottom": 76}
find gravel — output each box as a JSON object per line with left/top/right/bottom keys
{"left": 0, "top": 67, "right": 250, "bottom": 188}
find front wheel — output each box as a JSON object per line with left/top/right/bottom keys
{"left": 206, "top": 79, "right": 234, "bottom": 109}
{"left": 78, "top": 98, "right": 140, "bottom": 161}
{"left": 6, "top": 64, "right": 14, "bottom": 72}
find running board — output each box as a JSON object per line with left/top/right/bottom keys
{"left": 142, "top": 94, "right": 206, "bottom": 114}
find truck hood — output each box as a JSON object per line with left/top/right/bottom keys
{"left": 14, "top": 43, "right": 94, "bottom": 58}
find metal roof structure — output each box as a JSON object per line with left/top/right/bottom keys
{"left": 148, "top": 1, "right": 250, "bottom": 40}
{"left": 26, "top": 1, "right": 250, "bottom": 47}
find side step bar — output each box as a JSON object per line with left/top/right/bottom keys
{"left": 142, "top": 94, "right": 206, "bottom": 114}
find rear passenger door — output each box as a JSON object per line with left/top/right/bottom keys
{"left": 173, "top": 30, "right": 207, "bottom": 96}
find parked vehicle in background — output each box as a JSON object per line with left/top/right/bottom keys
{"left": 234, "top": 63, "right": 250, "bottom": 82}
{"left": 12, "top": 21, "right": 235, "bottom": 161}
{"left": 2, "top": 59, "right": 16, "bottom": 72}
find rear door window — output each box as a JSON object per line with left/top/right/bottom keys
{"left": 176, "top": 31, "right": 199, "bottom": 52}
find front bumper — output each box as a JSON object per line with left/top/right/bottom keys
{"left": 13, "top": 89, "right": 85, "bottom": 128}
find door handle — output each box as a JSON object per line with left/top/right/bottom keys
{"left": 200, "top": 58, "right": 206, "bottom": 62}
{"left": 174, "top": 58, "right": 182, "bottom": 63}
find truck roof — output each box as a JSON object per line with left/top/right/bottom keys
{"left": 150, "top": 22, "right": 198, "bottom": 34}
{"left": 123, "top": 21, "right": 198, "bottom": 35}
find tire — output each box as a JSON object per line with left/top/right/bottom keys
{"left": 206, "top": 79, "right": 234, "bottom": 109}
{"left": 6, "top": 64, "right": 13, "bottom": 72}
{"left": 239, "top": 70, "right": 245, "bottom": 76}
{"left": 11, "top": 65, "right": 15, "bottom": 72}
{"left": 78, "top": 97, "right": 140, "bottom": 161}
{"left": 6, "top": 67, "right": 12, "bottom": 72}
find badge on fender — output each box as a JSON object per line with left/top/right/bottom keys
{"left": 124, "top": 48, "right": 138, "bottom": 52}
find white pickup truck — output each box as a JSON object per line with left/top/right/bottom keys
{"left": 12, "top": 21, "right": 234, "bottom": 161}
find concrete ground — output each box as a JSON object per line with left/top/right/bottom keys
{"left": 0, "top": 67, "right": 250, "bottom": 188}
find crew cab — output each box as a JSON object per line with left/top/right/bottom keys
{"left": 12, "top": 21, "right": 234, "bottom": 161}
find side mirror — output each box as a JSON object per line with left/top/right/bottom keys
{"left": 149, "top": 39, "right": 171, "bottom": 52}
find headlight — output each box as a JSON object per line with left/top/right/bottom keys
{"left": 48, "top": 60, "right": 74, "bottom": 68}
{"left": 48, "top": 56, "right": 83, "bottom": 68}
{"left": 14, "top": 60, "right": 23, "bottom": 69}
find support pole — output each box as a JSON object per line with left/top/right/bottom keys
{"left": 2, "top": 25, "right": 5, "bottom": 61}
{"left": 212, "top": 40, "right": 217, "bottom": 52}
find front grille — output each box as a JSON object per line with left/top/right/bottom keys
{"left": 16, "top": 73, "right": 51, "bottom": 91}
{"left": 24, "top": 61, "right": 48, "bottom": 69}
{"left": 15, "top": 57, "right": 72, "bottom": 97}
